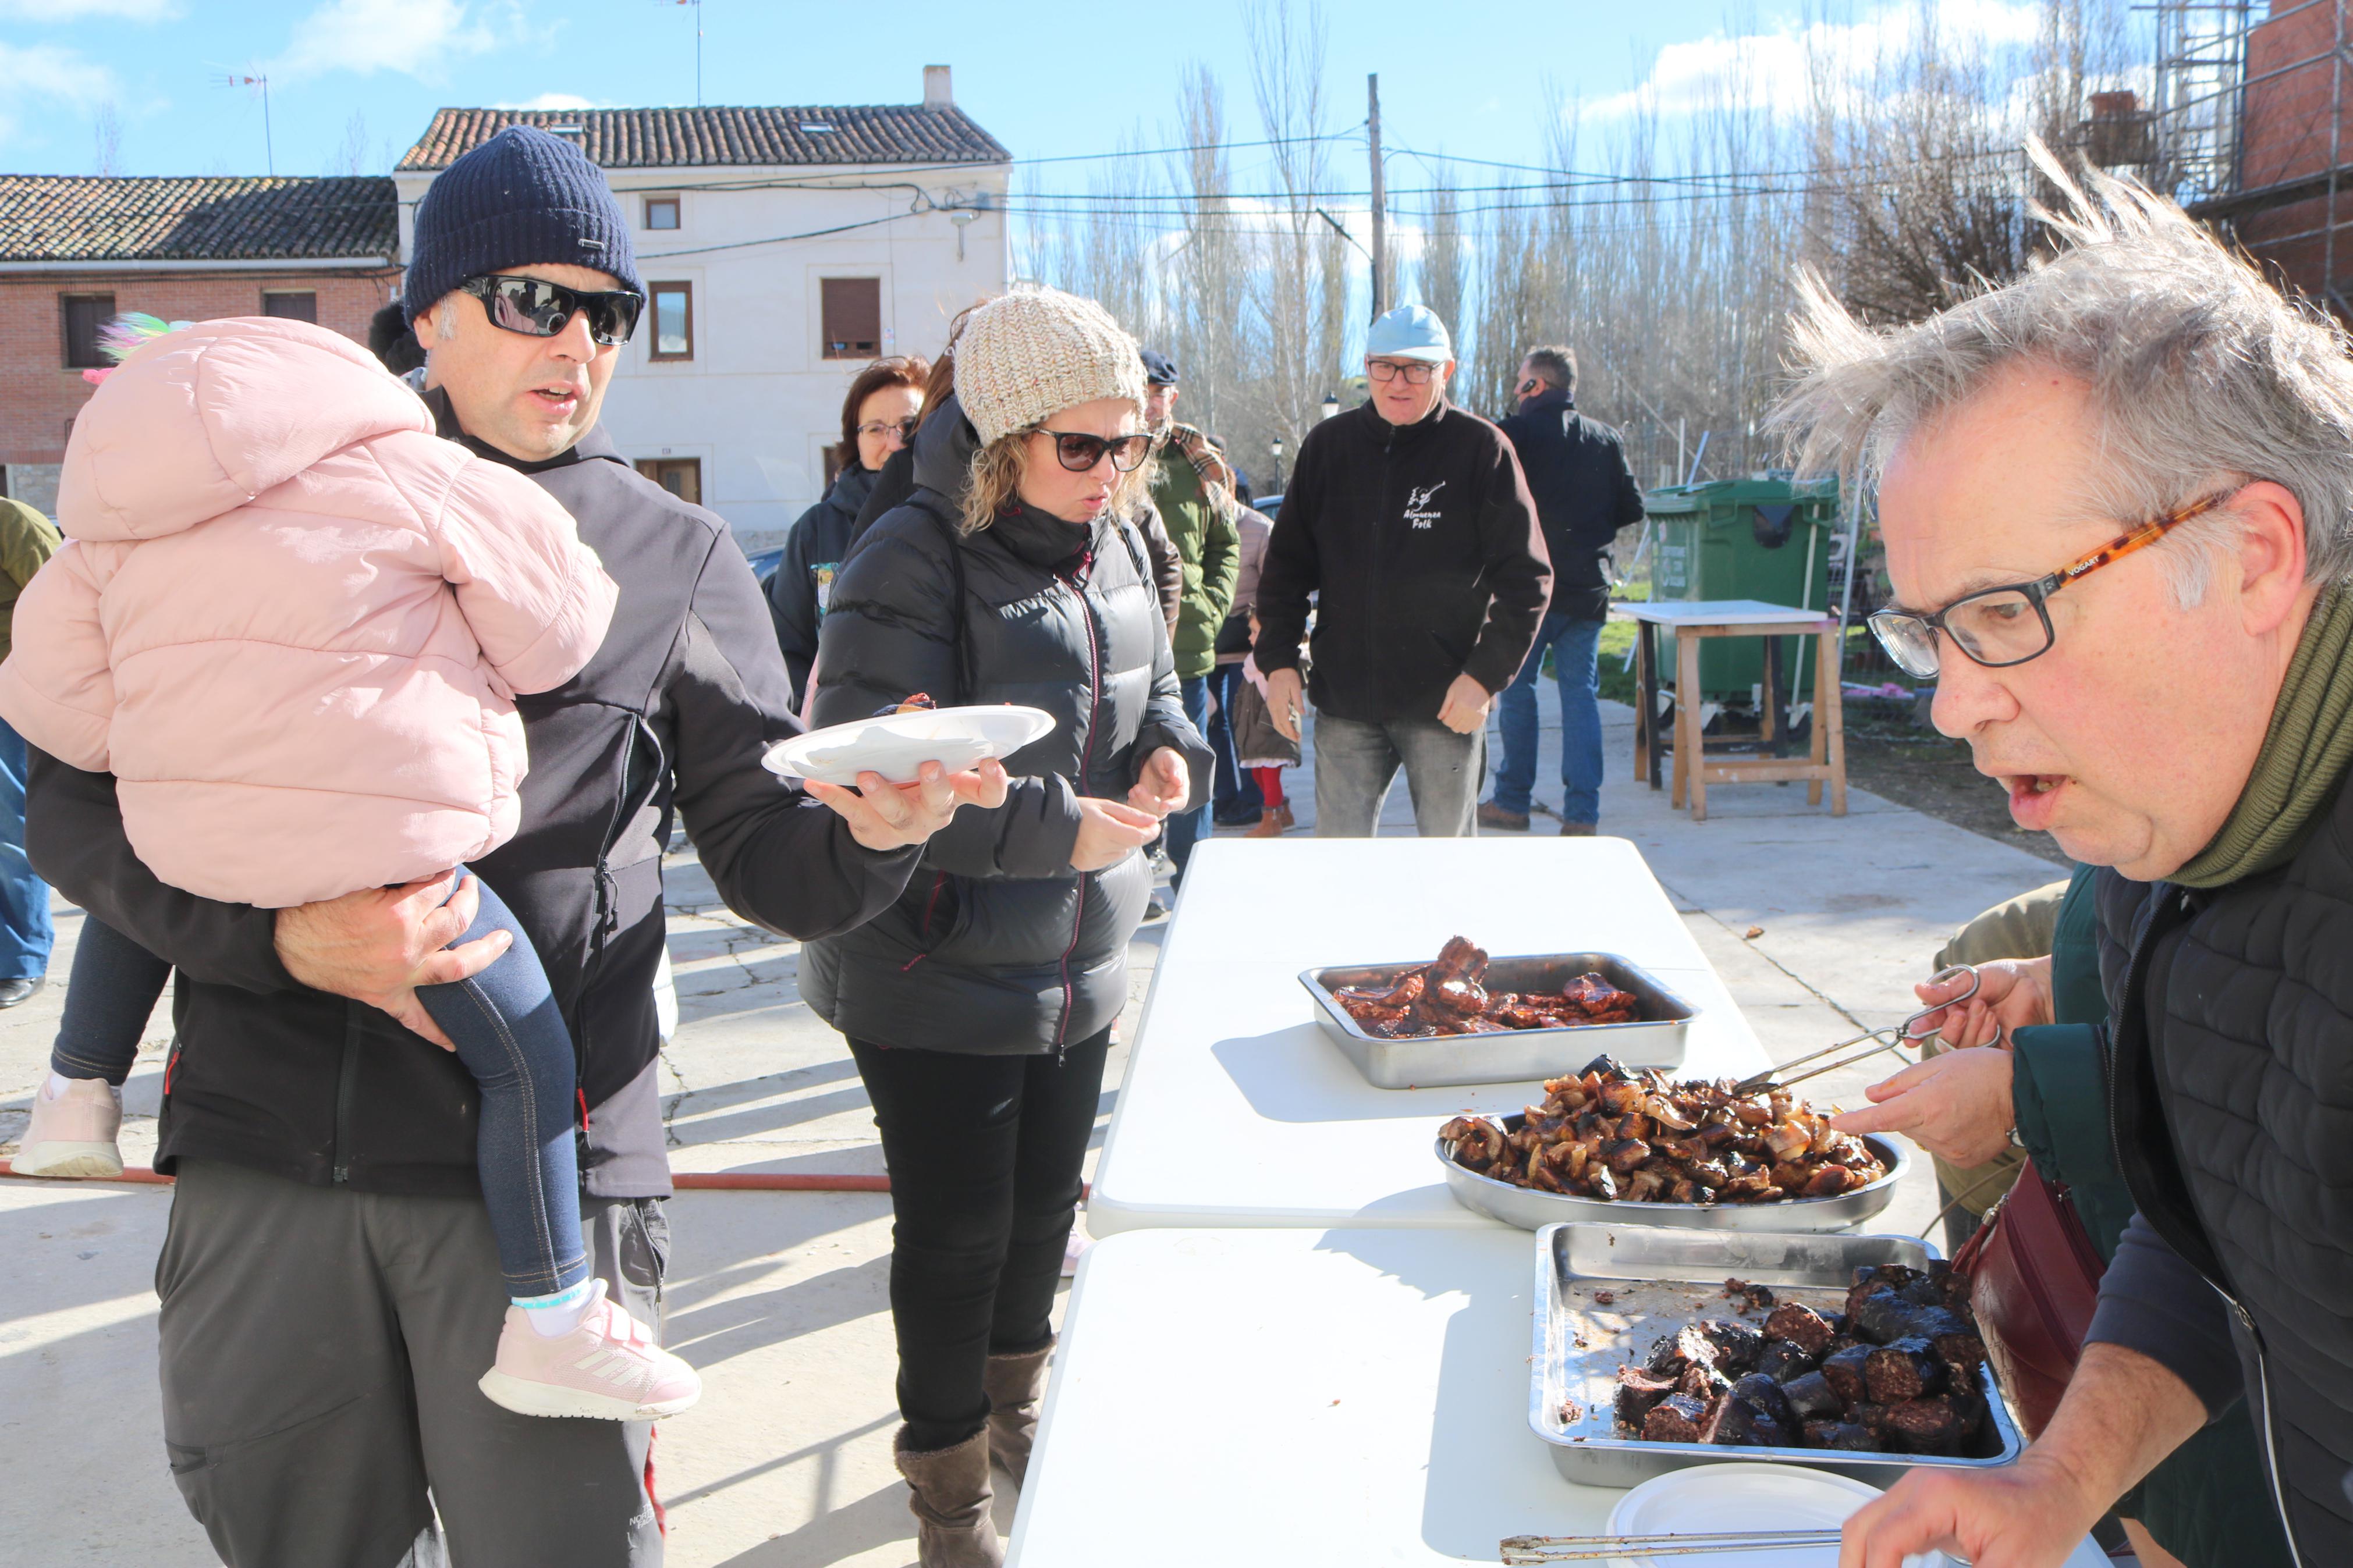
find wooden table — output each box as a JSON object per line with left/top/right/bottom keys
{"left": 1086, "top": 838, "right": 1769, "bottom": 1234}
{"left": 1614, "top": 599, "right": 1847, "bottom": 823}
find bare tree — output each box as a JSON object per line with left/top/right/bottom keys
{"left": 325, "top": 111, "right": 372, "bottom": 177}
{"left": 1414, "top": 162, "right": 1469, "bottom": 364}
{"left": 92, "top": 103, "right": 123, "bottom": 177}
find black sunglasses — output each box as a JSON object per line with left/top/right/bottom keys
{"left": 458, "top": 273, "right": 644, "bottom": 346}
{"left": 1036, "top": 429, "right": 1152, "bottom": 474}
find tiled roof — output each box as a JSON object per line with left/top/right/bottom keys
{"left": 0, "top": 175, "right": 396, "bottom": 264}
{"left": 398, "top": 105, "right": 1012, "bottom": 171}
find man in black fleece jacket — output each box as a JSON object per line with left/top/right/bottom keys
{"left": 26, "top": 128, "right": 1001, "bottom": 1568}
{"left": 1253, "top": 305, "right": 1550, "bottom": 835}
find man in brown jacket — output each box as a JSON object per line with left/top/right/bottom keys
{"left": 0, "top": 494, "right": 61, "bottom": 1004}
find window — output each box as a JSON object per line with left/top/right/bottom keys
{"left": 822, "top": 446, "right": 845, "bottom": 489}
{"left": 820, "top": 277, "right": 881, "bottom": 359}
{"left": 636, "top": 457, "right": 701, "bottom": 505}
{"left": 649, "top": 282, "right": 693, "bottom": 361}
{"left": 644, "top": 195, "right": 679, "bottom": 230}
{"left": 262, "top": 290, "right": 317, "bottom": 322}
{"left": 61, "top": 293, "right": 114, "bottom": 369}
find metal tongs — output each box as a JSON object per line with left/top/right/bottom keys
{"left": 1728, "top": 964, "right": 1981, "bottom": 1099}
{"left": 1502, "top": 1527, "right": 1844, "bottom": 1562}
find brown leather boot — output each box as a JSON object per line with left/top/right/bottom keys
{"left": 1245, "top": 802, "right": 1294, "bottom": 838}
{"left": 984, "top": 1339, "right": 1055, "bottom": 1488}
{"left": 892, "top": 1426, "right": 1003, "bottom": 1567}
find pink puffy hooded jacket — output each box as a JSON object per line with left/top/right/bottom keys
{"left": 0, "top": 316, "right": 618, "bottom": 908}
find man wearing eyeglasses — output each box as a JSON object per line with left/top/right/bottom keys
{"left": 24, "top": 126, "right": 1003, "bottom": 1567}
{"left": 1485, "top": 344, "right": 1645, "bottom": 837}
{"left": 1253, "top": 304, "right": 1549, "bottom": 836}
{"left": 1784, "top": 176, "right": 2353, "bottom": 1568}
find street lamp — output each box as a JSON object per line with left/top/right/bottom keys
{"left": 1321, "top": 391, "right": 1340, "bottom": 421}
{"left": 1270, "top": 435, "right": 1285, "bottom": 492}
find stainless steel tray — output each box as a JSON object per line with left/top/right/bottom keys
{"left": 1300, "top": 952, "right": 1696, "bottom": 1089}
{"left": 1439, "top": 1117, "right": 1908, "bottom": 1232}
{"left": 1528, "top": 1222, "right": 2023, "bottom": 1488}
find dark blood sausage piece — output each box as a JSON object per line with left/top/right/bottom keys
{"left": 1646, "top": 1324, "right": 1720, "bottom": 1377}
{"left": 1730, "top": 1373, "right": 1799, "bottom": 1433}
{"left": 1952, "top": 1386, "right": 1991, "bottom": 1445}
{"left": 1699, "top": 1391, "right": 1786, "bottom": 1449}
{"left": 1780, "top": 1371, "right": 1844, "bottom": 1423}
{"left": 1820, "top": 1343, "right": 1875, "bottom": 1405}
{"left": 1852, "top": 1290, "right": 1928, "bottom": 1346}
{"left": 1578, "top": 1054, "right": 1632, "bottom": 1081}
{"left": 1754, "top": 1339, "right": 1818, "bottom": 1383}
{"left": 1864, "top": 1337, "right": 1948, "bottom": 1403}
{"left": 1764, "top": 1302, "right": 1839, "bottom": 1356}
{"left": 1678, "top": 1362, "right": 1732, "bottom": 1399}
{"left": 1902, "top": 1306, "right": 1989, "bottom": 1377}
{"left": 1884, "top": 1395, "right": 1964, "bottom": 1455}
{"left": 1700, "top": 1318, "right": 1766, "bottom": 1373}
{"left": 1807, "top": 1420, "right": 1878, "bottom": 1451}
{"left": 1642, "top": 1392, "right": 1712, "bottom": 1443}
{"left": 1845, "top": 1264, "right": 1923, "bottom": 1320}
{"left": 1613, "top": 1367, "right": 1677, "bottom": 1429}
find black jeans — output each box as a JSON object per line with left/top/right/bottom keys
{"left": 849, "top": 1029, "right": 1111, "bottom": 1452}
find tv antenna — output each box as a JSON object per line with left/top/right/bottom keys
{"left": 214, "top": 70, "right": 272, "bottom": 174}
{"left": 665, "top": 0, "right": 703, "bottom": 105}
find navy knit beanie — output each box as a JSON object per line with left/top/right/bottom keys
{"left": 403, "top": 126, "right": 643, "bottom": 322}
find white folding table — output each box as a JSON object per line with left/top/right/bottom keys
{"left": 1010, "top": 1228, "right": 2106, "bottom": 1567}
{"left": 1087, "top": 838, "right": 1772, "bottom": 1233}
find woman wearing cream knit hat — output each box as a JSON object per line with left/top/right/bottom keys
{"left": 801, "top": 286, "right": 1212, "bottom": 1567}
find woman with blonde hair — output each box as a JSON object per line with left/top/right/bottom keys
{"left": 804, "top": 287, "right": 1210, "bottom": 1566}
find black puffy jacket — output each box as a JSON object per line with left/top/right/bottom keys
{"left": 801, "top": 398, "right": 1211, "bottom": 1054}
{"left": 2084, "top": 771, "right": 2353, "bottom": 1563}
{"left": 769, "top": 464, "right": 878, "bottom": 706}
{"left": 1495, "top": 389, "right": 1645, "bottom": 623}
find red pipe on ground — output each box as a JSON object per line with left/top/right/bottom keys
{"left": 0, "top": 1160, "right": 892, "bottom": 1192}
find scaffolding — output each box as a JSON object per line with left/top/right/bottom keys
{"left": 2148, "top": 0, "right": 2353, "bottom": 310}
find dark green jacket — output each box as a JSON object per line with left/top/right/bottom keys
{"left": 2009, "top": 865, "right": 2291, "bottom": 1568}
{"left": 1147, "top": 436, "right": 1238, "bottom": 680}
{"left": 0, "top": 497, "right": 61, "bottom": 666}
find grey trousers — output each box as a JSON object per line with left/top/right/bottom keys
{"left": 1312, "top": 713, "right": 1484, "bottom": 837}
{"left": 156, "top": 1158, "right": 670, "bottom": 1568}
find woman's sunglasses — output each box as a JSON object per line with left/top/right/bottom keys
{"left": 1035, "top": 429, "right": 1152, "bottom": 474}
{"left": 459, "top": 273, "right": 644, "bottom": 346}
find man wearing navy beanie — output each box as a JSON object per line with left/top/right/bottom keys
{"left": 27, "top": 120, "right": 1005, "bottom": 1566}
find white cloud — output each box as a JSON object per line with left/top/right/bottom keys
{"left": 495, "top": 93, "right": 601, "bottom": 111}
{"left": 1582, "top": 0, "right": 2045, "bottom": 121}
{"left": 0, "top": 41, "right": 118, "bottom": 148}
{"left": 0, "top": 0, "right": 178, "bottom": 17}
{"left": 274, "top": 0, "right": 514, "bottom": 81}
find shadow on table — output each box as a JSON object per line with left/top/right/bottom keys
{"left": 1312, "top": 1226, "right": 1590, "bottom": 1558}
{"left": 1211, "top": 1023, "right": 1542, "bottom": 1124}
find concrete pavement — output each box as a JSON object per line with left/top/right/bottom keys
{"left": 0, "top": 696, "right": 2059, "bottom": 1565}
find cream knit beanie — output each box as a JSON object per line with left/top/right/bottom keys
{"left": 954, "top": 287, "right": 1147, "bottom": 446}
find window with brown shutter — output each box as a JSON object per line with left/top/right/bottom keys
{"left": 644, "top": 195, "right": 680, "bottom": 230}
{"left": 820, "top": 278, "right": 881, "bottom": 360}
{"left": 262, "top": 291, "right": 317, "bottom": 322}
{"left": 635, "top": 458, "right": 701, "bottom": 505}
{"left": 61, "top": 293, "right": 114, "bottom": 369}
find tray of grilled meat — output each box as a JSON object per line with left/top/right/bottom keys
{"left": 1436, "top": 1057, "right": 1905, "bottom": 1231}
{"left": 1302, "top": 937, "right": 1695, "bottom": 1087}
{"left": 1528, "top": 1222, "right": 2022, "bottom": 1488}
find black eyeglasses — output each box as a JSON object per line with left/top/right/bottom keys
{"left": 1367, "top": 358, "right": 1439, "bottom": 385}
{"left": 458, "top": 274, "right": 644, "bottom": 346}
{"left": 1866, "top": 489, "right": 2234, "bottom": 680}
{"left": 1034, "top": 429, "right": 1152, "bottom": 473}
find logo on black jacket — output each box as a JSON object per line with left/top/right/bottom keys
{"left": 1404, "top": 482, "right": 1446, "bottom": 528}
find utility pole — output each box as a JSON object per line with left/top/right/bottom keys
{"left": 1367, "top": 73, "right": 1387, "bottom": 322}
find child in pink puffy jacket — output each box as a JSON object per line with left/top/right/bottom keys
{"left": 0, "top": 316, "right": 700, "bottom": 1421}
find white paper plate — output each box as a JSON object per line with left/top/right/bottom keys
{"left": 761, "top": 704, "right": 1055, "bottom": 786}
{"left": 1602, "top": 1461, "right": 2107, "bottom": 1568}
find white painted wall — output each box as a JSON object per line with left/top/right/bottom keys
{"left": 396, "top": 150, "right": 1010, "bottom": 552}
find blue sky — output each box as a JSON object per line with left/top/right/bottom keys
{"left": 0, "top": 0, "right": 2028, "bottom": 182}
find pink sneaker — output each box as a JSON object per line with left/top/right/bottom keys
{"left": 477, "top": 1279, "right": 701, "bottom": 1421}
{"left": 13, "top": 1076, "right": 124, "bottom": 1179}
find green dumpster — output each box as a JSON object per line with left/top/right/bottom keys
{"left": 1644, "top": 476, "right": 1839, "bottom": 702}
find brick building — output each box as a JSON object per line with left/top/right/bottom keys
{"left": 0, "top": 174, "right": 398, "bottom": 512}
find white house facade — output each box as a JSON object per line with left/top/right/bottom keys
{"left": 394, "top": 67, "right": 1011, "bottom": 550}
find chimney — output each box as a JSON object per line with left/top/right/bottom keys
{"left": 924, "top": 65, "right": 952, "bottom": 108}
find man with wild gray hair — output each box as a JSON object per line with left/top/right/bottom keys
{"left": 1775, "top": 152, "right": 2353, "bottom": 1568}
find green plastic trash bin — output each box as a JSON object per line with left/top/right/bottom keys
{"left": 1644, "top": 476, "right": 1839, "bottom": 701}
